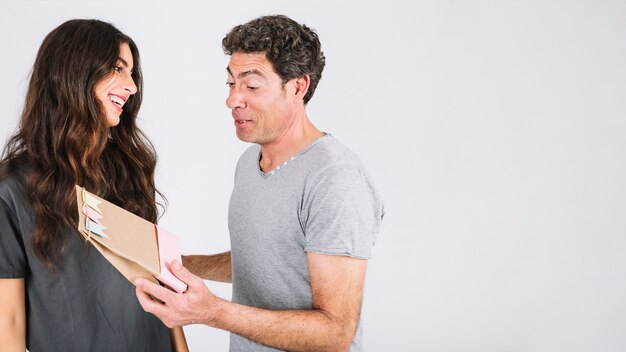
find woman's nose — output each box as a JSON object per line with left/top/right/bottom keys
{"left": 123, "top": 74, "right": 138, "bottom": 95}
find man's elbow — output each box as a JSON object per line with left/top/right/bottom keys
{"left": 330, "top": 320, "right": 358, "bottom": 352}
{"left": 334, "top": 337, "right": 352, "bottom": 352}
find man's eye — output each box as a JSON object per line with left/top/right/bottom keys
{"left": 226, "top": 82, "right": 234, "bottom": 87}
{"left": 248, "top": 86, "right": 258, "bottom": 91}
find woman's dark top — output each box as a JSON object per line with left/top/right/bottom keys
{"left": 0, "top": 170, "right": 172, "bottom": 352}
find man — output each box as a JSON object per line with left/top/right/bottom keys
{"left": 135, "top": 15, "right": 384, "bottom": 351}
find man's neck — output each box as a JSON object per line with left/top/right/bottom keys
{"left": 259, "top": 115, "right": 324, "bottom": 173}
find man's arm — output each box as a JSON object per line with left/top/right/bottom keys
{"left": 182, "top": 251, "right": 232, "bottom": 283}
{"left": 0, "top": 278, "right": 26, "bottom": 352}
{"left": 136, "top": 253, "right": 367, "bottom": 352}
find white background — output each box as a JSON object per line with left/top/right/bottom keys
{"left": 1, "top": 1, "right": 626, "bottom": 351}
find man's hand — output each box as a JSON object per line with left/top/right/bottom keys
{"left": 135, "top": 260, "right": 223, "bottom": 328}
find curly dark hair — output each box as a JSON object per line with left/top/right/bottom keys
{"left": 222, "top": 15, "right": 326, "bottom": 104}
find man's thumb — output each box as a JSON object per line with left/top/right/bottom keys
{"left": 171, "top": 259, "right": 192, "bottom": 282}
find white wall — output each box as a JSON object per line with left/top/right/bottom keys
{"left": 2, "top": 1, "right": 625, "bottom": 351}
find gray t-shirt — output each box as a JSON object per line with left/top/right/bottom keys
{"left": 0, "top": 170, "right": 172, "bottom": 352}
{"left": 228, "top": 134, "right": 384, "bottom": 351}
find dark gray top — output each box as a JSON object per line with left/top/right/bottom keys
{"left": 0, "top": 170, "right": 172, "bottom": 352}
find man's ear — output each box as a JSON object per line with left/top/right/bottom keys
{"left": 293, "top": 75, "right": 311, "bottom": 102}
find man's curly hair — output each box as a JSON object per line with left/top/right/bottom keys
{"left": 222, "top": 15, "right": 326, "bottom": 104}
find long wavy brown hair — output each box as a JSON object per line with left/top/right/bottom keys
{"left": 0, "top": 19, "right": 163, "bottom": 270}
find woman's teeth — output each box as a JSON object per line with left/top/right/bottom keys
{"left": 109, "top": 95, "right": 125, "bottom": 108}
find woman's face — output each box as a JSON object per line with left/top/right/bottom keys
{"left": 94, "top": 43, "right": 137, "bottom": 127}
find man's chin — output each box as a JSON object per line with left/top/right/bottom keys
{"left": 236, "top": 131, "right": 255, "bottom": 143}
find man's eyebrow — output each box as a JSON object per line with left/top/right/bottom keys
{"left": 226, "top": 67, "right": 266, "bottom": 79}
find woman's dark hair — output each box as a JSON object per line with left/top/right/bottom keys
{"left": 0, "top": 19, "right": 162, "bottom": 270}
{"left": 222, "top": 15, "right": 326, "bottom": 104}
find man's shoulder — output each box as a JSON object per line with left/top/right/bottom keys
{"left": 304, "top": 134, "right": 366, "bottom": 171}
{"left": 243, "top": 143, "right": 261, "bottom": 155}
{"left": 234, "top": 144, "right": 261, "bottom": 168}
{"left": 239, "top": 144, "right": 261, "bottom": 160}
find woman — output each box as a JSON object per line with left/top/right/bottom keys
{"left": 0, "top": 19, "right": 186, "bottom": 351}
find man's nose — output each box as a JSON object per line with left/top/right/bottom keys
{"left": 226, "top": 89, "right": 244, "bottom": 109}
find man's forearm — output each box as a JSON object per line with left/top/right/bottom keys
{"left": 136, "top": 254, "right": 363, "bottom": 351}
{"left": 182, "top": 252, "right": 232, "bottom": 283}
{"left": 207, "top": 299, "right": 356, "bottom": 352}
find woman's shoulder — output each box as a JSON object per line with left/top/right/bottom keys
{"left": 0, "top": 163, "right": 28, "bottom": 206}
{"left": 0, "top": 164, "right": 34, "bottom": 241}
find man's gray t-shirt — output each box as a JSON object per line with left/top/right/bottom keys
{"left": 0, "top": 170, "right": 172, "bottom": 352}
{"left": 228, "top": 134, "right": 384, "bottom": 351}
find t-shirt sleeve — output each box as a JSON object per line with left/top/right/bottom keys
{"left": 302, "top": 162, "right": 384, "bottom": 259}
{"left": 0, "top": 197, "right": 26, "bottom": 278}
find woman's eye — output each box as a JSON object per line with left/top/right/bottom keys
{"left": 248, "top": 86, "right": 258, "bottom": 91}
{"left": 226, "top": 82, "right": 234, "bottom": 87}
{"left": 113, "top": 66, "right": 123, "bottom": 73}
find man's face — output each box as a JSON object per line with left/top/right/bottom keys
{"left": 226, "top": 52, "right": 296, "bottom": 145}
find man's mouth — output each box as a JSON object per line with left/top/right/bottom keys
{"left": 232, "top": 110, "right": 252, "bottom": 125}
